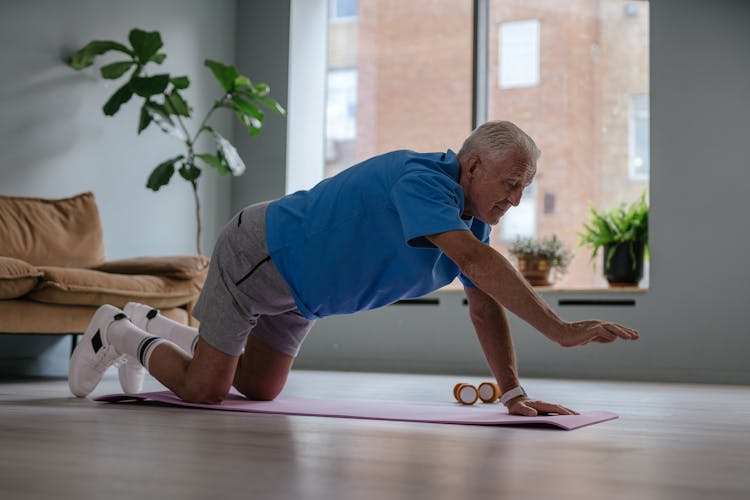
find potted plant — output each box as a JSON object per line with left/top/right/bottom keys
{"left": 67, "top": 28, "right": 285, "bottom": 255}
{"left": 578, "top": 192, "right": 649, "bottom": 286}
{"left": 509, "top": 235, "right": 572, "bottom": 286}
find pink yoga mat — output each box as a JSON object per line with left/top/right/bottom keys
{"left": 96, "top": 390, "right": 617, "bottom": 430}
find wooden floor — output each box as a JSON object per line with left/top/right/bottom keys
{"left": 1, "top": 370, "right": 749, "bottom": 500}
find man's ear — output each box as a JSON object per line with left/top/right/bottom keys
{"left": 468, "top": 156, "right": 480, "bottom": 175}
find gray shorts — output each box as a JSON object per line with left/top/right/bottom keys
{"left": 192, "top": 201, "right": 314, "bottom": 357}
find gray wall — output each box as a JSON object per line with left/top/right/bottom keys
{"left": 3, "top": 0, "right": 750, "bottom": 385}
{"left": 231, "top": 0, "right": 291, "bottom": 211}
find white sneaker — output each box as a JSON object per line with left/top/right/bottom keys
{"left": 117, "top": 356, "right": 146, "bottom": 394}
{"left": 119, "top": 302, "right": 159, "bottom": 393}
{"left": 124, "top": 302, "right": 159, "bottom": 330}
{"left": 68, "top": 305, "right": 128, "bottom": 397}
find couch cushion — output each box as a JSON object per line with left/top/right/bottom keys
{"left": 0, "top": 256, "right": 42, "bottom": 299}
{"left": 27, "top": 266, "right": 203, "bottom": 309}
{"left": 0, "top": 301, "right": 190, "bottom": 334}
{"left": 91, "top": 255, "right": 210, "bottom": 280}
{"left": 0, "top": 192, "right": 106, "bottom": 267}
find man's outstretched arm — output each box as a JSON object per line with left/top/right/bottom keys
{"left": 466, "top": 284, "right": 577, "bottom": 416}
{"left": 427, "top": 230, "right": 639, "bottom": 346}
{"left": 464, "top": 285, "right": 519, "bottom": 392}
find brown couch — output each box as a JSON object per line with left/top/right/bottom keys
{"left": 0, "top": 192, "right": 208, "bottom": 345}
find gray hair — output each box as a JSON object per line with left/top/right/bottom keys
{"left": 457, "top": 120, "right": 541, "bottom": 170}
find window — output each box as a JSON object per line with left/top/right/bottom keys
{"left": 499, "top": 19, "right": 540, "bottom": 89}
{"left": 329, "top": 0, "right": 358, "bottom": 21}
{"left": 499, "top": 182, "right": 537, "bottom": 243}
{"left": 488, "top": 0, "right": 650, "bottom": 288}
{"left": 319, "top": 0, "right": 650, "bottom": 288}
{"left": 629, "top": 93, "right": 650, "bottom": 181}
{"left": 323, "top": 0, "right": 473, "bottom": 179}
{"left": 325, "top": 69, "right": 358, "bottom": 163}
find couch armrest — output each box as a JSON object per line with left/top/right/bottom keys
{"left": 90, "top": 255, "right": 210, "bottom": 280}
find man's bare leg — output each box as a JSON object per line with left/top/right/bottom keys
{"left": 148, "top": 337, "right": 239, "bottom": 404}
{"left": 232, "top": 335, "right": 294, "bottom": 401}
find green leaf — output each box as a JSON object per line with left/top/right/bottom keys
{"left": 205, "top": 59, "right": 238, "bottom": 92}
{"left": 146, "top": 155, "right": 183, "bottom": 191}
{"left": 178, "top": 162, "right": 202, "bottom": 182}
{"left": 100, "top": 61, "right": 134, "bottom": 79}
{"left": 231, "top": 96, "right": 264, "bottom": 124}
{"left": 131, "top": 74, "right": 170, "bottom": 98}
{"left": 248, "top": 125, "right": 262, "bottom": 137}
{"left": 234, "top": 75, "right": 252, "bottom": 90}
{"left": 143, "top": 102, "right": 187, "bottom": 141}
{"left": 170, "top": 76, "right": 190, "bottom": 90}
{"left": 195, "top": 153, "right": 229, "bottom": 175}
{"left": 212, "top": 131, "right": 246, "bottom": 175}
{"left": 144, "top": 102, "right": 172, "bottom": 124}
{"left": 102, "top": 82, "right": 134, "bottom": 116}
{"left": 128, "top": 29, "right": 163, "bottom": 64}
{"left": 150, "top": 52, "right": 167, "bottom": 64}
{"left": 252, "top": 82, "right": 270, "bottom": 96}
{"left": 258, "top": 97, "right": 286, "bottom": 115}
{"left": 137, "top": 103, "right": 153, "bottom": 134}
{"left": 164, "top": 91, "right": 191, "bottom": 117}
{"left": 68, "top": 40, "right": 133, "bottom": 70}
{"left": 234, "top": 111, "right": 261, "bottom": 136}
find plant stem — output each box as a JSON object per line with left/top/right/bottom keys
{"left": 191, "top": 180, "right": 202, "bottom": 255}
{"left": 164, "top": 93, "right": 193, "bottom": 147}
{"left": 191, "top": 100, "right": 223, "bottom": 144}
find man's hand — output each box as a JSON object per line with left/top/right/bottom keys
{"left": 555, "top": 320, "right": 640, "bottom": 347}
{"left": 506, "top": 397, "right": 578, "bottom": 416}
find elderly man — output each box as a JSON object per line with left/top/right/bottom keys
{"left": 69, "top": 120, "right": 639, "bottom": 416}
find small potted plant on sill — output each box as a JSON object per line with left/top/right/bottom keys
{"left": 578, "top": 192, "right": 649, "bottom": 287}
{"left": 509, "top": 235, "right": 572, "bottom": 286}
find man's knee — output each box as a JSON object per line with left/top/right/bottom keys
{"left": 176, "top": 337, "right": 239, "bottom": 404}
{"left": 234, "top": 378, "right": 281, "bottom": 401}
{"left": 180, "top": 384, "right": 230, "bottom": 404}
{"left": 179, "top": 372, "right": 232, "bottom": 404}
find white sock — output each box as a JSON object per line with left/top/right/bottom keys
{"left": 126, "top": 303, "right": 199, "bottom": 355}
{"left": 107, "top": 319, "right": 170, "bottom": 370}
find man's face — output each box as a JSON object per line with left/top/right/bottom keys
{"left": 460, "top": 152, "right": 536, "bottom": 225}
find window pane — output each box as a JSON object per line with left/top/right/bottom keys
{"left": 325, "top": 69, "right": 358, "bottom": 164}
{"left": 488, "top": 0, "right": 650, "bottom": 288}
{"left": 324, "top": 0, "right": 473, "bottom": 179}
{"left": 629, "top": 93, "right": 649, "bottom": 180}
{"left": 499, "top": 19, "right": 540, "bottom": 89}
{"left": 330, "top": 0, "right": 359, "bottom": 20}
{"left": 500, "top": 182, "right": 538, "bottom": 242}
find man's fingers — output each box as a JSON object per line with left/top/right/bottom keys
{"left": 592, "top": 334, "right": 616, "bottom": 343}
{"left": 529, "top": 401, "right": 578, "bottom": 415}
{"left": 510, "top": 400, "right": 581, "bottom": 417}
{"left": 603, "top": 323, "right": 639, "bottom": 340}
{"left": 510, "top": 401, "right": 538, "bottom": 417}
{"left": 591, "top": 328, "right": 616, "bottom": 343}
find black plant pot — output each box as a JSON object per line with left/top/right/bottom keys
{"left": 603, "top": 242, "right": 645, "bottom": 286}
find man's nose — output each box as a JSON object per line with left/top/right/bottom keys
{"left": 508, "top": 187, "right": 523, "bottom": 206}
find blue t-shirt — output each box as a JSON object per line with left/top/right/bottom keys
{"left": 265, "top": 149, "right": 491, "bottom": 320}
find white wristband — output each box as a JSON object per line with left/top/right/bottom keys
{"left": 500, "top": 386, "right": 527, "bottom": 406}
